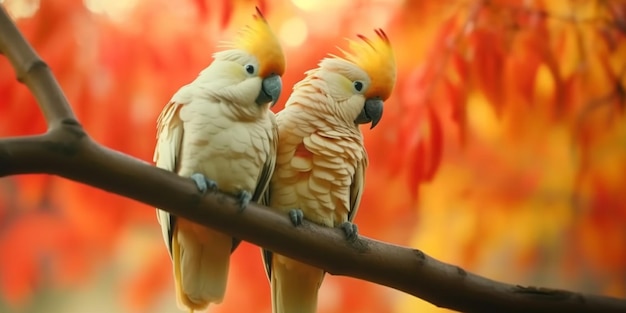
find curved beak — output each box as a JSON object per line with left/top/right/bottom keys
{"left": 355, "top": 97, "right": 384, "bottom": 129}
{"left": 255, "top": 74, "right": 282, "bottom": 107}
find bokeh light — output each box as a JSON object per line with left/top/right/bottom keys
{"left": 279, "top": 17, "right": 308, "bottom": 48}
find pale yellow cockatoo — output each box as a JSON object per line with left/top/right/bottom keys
{"left": 153, "top": 7, "right": 285, "bottom": 312}
{"left": 261, "top": 29, "right": 397, "bottom": 313}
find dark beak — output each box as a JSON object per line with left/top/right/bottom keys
{"left": 255, "top": 74, "right": 282, "bottom": 107}
{"left": 355, "top": 97, "right": 383, "bottom": 129}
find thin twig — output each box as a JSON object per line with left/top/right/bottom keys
{"left": 0, "top": 5, "right": 76, "bottom": 129}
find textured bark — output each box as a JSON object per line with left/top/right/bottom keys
{"left": 1, "top": 5, "right": 625, "bottom": 313}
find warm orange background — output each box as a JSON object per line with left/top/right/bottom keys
{"left": 0, "top": 0, "right": 625, "bottom": 312}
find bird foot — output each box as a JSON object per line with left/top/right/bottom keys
{"left": 190, "top": 173, "right": 218, "bottom": 194}
{"left": 340, "top": 221, "right": 359, "bottom": 242}
{"left": 288, "top": 209, "right": 304, "bottom": 226}
{"left": 235, "top": 190, "right": 252, "bottom": 212}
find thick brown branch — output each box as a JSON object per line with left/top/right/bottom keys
{"left": 1, "top": 4, "right": 626, "bottom": 313}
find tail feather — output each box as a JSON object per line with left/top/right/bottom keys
{"left": 173, "top": 221, "right": 232, "bottom": 311}
{"left": 271, "top": 255, "right": 324, "bottom": 313}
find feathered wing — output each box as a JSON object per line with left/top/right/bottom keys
{"left": 259, "top": 112, "right": 279, "bottom": 274}
{"left": 253, "top": 112, "right": 279, "bottom": 203}
{"left": 154, "top": 100, "right": 185, "bottom": 258}
{"left": 347, "top": 155, "right": 367, "bottom": 223}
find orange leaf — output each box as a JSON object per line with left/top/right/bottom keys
{"left": 503, "top": 29, "right": 543, "bottom": 110}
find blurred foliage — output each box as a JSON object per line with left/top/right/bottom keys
{"left": 0, "top": 0, "right": 624, "bottom": 312}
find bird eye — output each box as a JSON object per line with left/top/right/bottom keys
{"left": 245, "top": 64, "right": 256, "bottom": 75}
{"left": 353, "top": 81, "right": 364, "bottom": 92}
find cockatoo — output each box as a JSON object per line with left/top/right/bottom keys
{"left": 153, "top": 7, "right": 285, "bottom": 312}
{"left": 261, "top": 29, "right": 397, "bottom": 313}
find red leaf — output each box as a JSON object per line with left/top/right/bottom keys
{"left": 442, "top": 77, "right": 467, "bottom": 144}
{"left": 408, "top": 140, "right": 425, "bottom": 200}
{"left": 503, "top": 29, "right": 543, "bottom": 109}
{"left": 424, "top": 106, "right": 443, "bottom": 182}
{"left": 424, "top": 16, "right": 461, "bottom": 63}
{"left": 193, "top": 0, "right": 209, "bottom": 20}
{"left": 220, "top": 0, "right": 234, "bottom": 29}
{"left": 466, "top": 28, "right": 506, "bottom": 116}
{"left": 449, "top": 50, "right": 469, "bottom": 84}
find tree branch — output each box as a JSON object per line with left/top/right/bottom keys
{"left": 0, "top": 4, "right": 76, "bottom": 128}
{"left": 1, "top": 5, "right": 625, "bottom": 313}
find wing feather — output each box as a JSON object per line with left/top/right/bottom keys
{"left": 154, "top": 100, "right": 185, "bottom": 258}
{"left": 253, "top": 112, "right": 279, "bottom": 204}
{"left": 348, "top": 155, "right": 367, "bottom": 223}
{"left": 260, "top": 114, "right": 279, "bottom": 280}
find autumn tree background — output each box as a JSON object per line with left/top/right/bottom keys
{"left": 0, "top": 0, "right": 624, "bottom": 312}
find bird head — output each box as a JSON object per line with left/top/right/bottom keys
{"left": 201, "top": 7, "right": 285, "bottom": 110}
{"left": 315, "top": 29, "right": 396, "bottom": 129}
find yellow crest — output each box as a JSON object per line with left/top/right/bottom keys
{"left": 336, "top": 29, "right": 397, "bottom": 100}
{"left": 226, "top": 7, "right": 285, "bottom": 77}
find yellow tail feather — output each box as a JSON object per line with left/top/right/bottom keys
{"left": 172, "top": 221, "right": 232, "bottom": 312}
{"left": 271, "top": 255, "right": 324, "bottom": 313}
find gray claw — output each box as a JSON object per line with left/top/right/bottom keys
{"left": 236, "top": 190, "right": 252, "bottom": 212}
{"left": 288, "top": 209, "right": 304, "bottom": 226}
{"left": 340, "top": 222, "right": 359, "bottom": 241}
{"left": 190, "top": 173, "right": 218, "bottom": 194}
